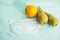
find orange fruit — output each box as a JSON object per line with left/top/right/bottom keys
{"left": 25, "top": 5, "right": 37, "bottom": 18}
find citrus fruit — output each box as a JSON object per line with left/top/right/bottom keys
{"left": 25, "top": 5, "right": 37, "bottom": 18}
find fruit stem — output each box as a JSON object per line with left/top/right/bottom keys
{"left": 37, "top": 6, "right": 41, "bottom": 10}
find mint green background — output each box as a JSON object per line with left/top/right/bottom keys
{"left": 0, "top": 0, "right": 60, "bottom": 40}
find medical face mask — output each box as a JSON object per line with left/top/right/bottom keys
{"left": 10, "top": 18, "right": 40, "bottom": 35}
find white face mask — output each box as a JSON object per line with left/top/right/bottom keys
{"left": 10, "top": 18, "right": 39, "bottom": 35}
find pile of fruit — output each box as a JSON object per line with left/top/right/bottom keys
{"left": 25, "top": 5, "right": 58, "bottom": 26}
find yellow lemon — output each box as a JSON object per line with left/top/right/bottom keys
{"left": 25, "top": 5, "right": 37, "bottom": 18}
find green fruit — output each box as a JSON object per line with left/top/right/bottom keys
{"left": 45, "top": 12, "right": 58, "bottom": 26}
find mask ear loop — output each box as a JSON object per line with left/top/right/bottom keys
{"left": 0, "top": 26, "right": 14, "bottom": 36}
{"left": 32, "top": 24, "right": 39, "bottom": 32}
{"left": 8, "top": 20, "right": 17, "bottom": 36}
